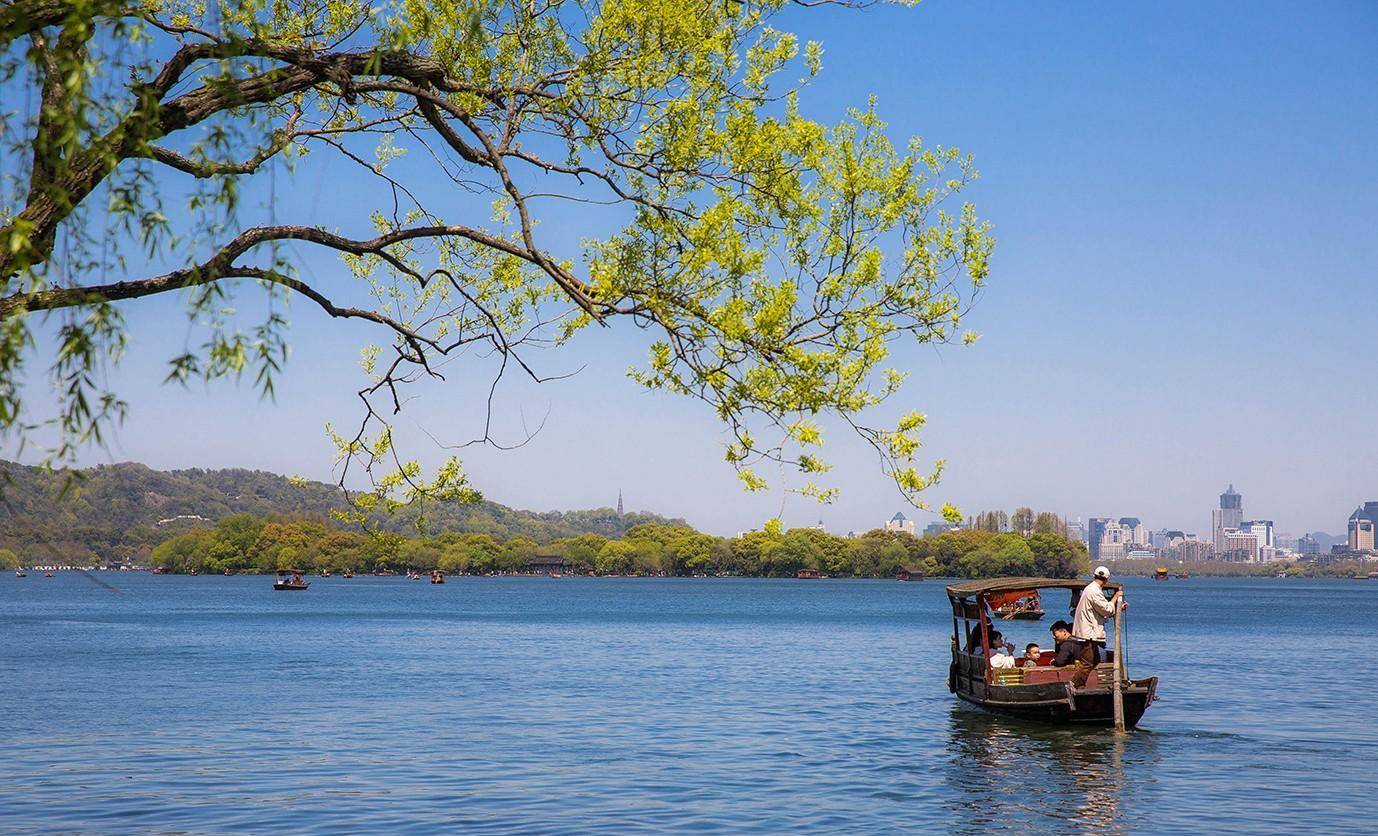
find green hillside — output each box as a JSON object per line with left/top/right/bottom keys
{"left": 0, "top": 460, "right": 680, "bottom": 564}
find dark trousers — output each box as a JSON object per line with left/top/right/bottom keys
{"left": 1072, "top": 641, "right": 1098, "bottom": 688}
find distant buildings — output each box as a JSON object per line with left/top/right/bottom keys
{"left": 1222, "top": 530, "right": 1259, "bottom": 563}
{"left": 1090, "top": 517, "right": 1149, "bottom": 562}
{"left": 1298, "top": 534, "right": 1320, "bottom": 555}
{"left": 1348, "top": 502, "right": 1378, "bottom": 553}
{"left": 1212, "top": 485, "right": 1243, "bottom": 553}
{"left": 885, "top": 512, "right": 915, "bottom": 536}
{"left": 1087, "top": 518, "right": 1109, "bottom": 563}
{"left": 922, "top": 521, "right": 952, "bottom": 538}
{"left": 1165, "top": 537, "right": 1213, "bottom": 562}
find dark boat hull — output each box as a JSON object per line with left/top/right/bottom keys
{"left": 273, "top": 583, "right": 310, "bottom": 591}
{"left": 954, "top": 678, "right": 1157, "bottom": 727}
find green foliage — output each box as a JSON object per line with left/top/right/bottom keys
{"left": 0, "top": 458, "right": 682, "bottom": 563}
{"left": 0, "top": 546, "right": 19, "bottom": 569}
{"left": 0, "top": 0, "right": 992, "bottom": 517}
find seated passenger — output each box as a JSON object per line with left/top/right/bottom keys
{"left": 988, "top": 630, "right": 1016, "bottom": 669}
{"left": 1049, "top": 620, "right": 1097, "bottom": 688}
{"left": 1022, "top": 643, "right": 1041, "bottom": 666}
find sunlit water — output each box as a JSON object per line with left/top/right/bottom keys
{"left": 2, "top": 574, "right": 1373, "bottom": 833}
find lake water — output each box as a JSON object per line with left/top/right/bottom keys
{"left": 2, "top": 574, "right": 1373, "bottom": 833}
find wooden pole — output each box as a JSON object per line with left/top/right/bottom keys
{"left": 1112, "top": 596, "right": 1126, "bottom": 733}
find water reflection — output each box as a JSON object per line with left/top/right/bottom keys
{"left": 944, "top": 705, "right": 1158, "bottom": 833}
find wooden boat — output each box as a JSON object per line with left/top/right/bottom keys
{"left": 43, "top": 571, "right": 54, "bottom": 578}
{"left": 152, "top": 567, "right": 167, "bottom": 575}
{"left": 430, "top": 570, "right": 445, "bottom": 584}
{"left": 224, "top": 569, "right": 233, "bottom": 576}
{"left": 343, "top": 570, "right": 355, "bottom": 579}
{"left": 947, "top": 578, "right": 1157, "bottom": 728}
{"left": 990, "top": 589, "right": 1044, "bottom": 621}
{"left": 796, "top": 568, "right": 825, "bottom": 579}
{"left": 896, "top": 567, "right": 923, "bottom": 581}
{"left": 1175, "top": 573, "right": 1190, "bottom": 579}
{"left": 15, "top": 568, "right": 25, "bottom": 578}
{"left": 273, "top": 569, "right": 310, "bottom": 591}
{"left": 1153, "top": 567, "right": 1169, "bottom": 580}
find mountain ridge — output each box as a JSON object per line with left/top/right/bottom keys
{"left": 0, "top": 459, "right": 682, "bottom": 563}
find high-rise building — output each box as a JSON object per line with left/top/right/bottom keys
{"left": 1222, "top": 530, "right": 1258, "bottom": 563}
{"left": 1348, "top": 502, "right": 1378, "bottom": 552}
{"left": 1117, "top": 517, "right": 1149, "bottom": 548}
{"left": 1096, "top": 519, "right": 1147, "bottom": 562}
{"left": 923, "top": 521, "right": 952, "bottom": 538}
{"left": 1240, "top": 520, "right": 1274, "bottom": 561}
{"left": 886, "top": 512, "right": 916, "bottom": 536}
{"left": 1087, "top": 518, "right": 1109, "bottom": 563}
{"left": 1299, "top": 534, "right": 1320, "bottom": 555}
{"left": 1212, "top": 485, "right": 1243, "bottom": 554}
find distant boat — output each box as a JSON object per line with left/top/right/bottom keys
{"left": 152, "top": 567, "right": 167, "bottom": 575}
{"left": 319, "top": 570, "right": 332, "bottom": 578}
{"left": 43, "top": 571, "right": 54, "bottom": 578}
{"left": 406, "top": 571, "right": 421, "bottom": 581}
{"left": 343, "top": 570, "right": 355, "bottom": 579}
{"left": 430, "top": 570, "right": 445, "bottom": 584}
{"left": 273, "top": 569, "right": 310, "bottom": 591}
{"left": 796, "top": 568, "right": 825, "bottom": 579}
{"left": 991, "top": 589, "right": 1044, "bottom": 621}
{"left": 1175, "top": 573, "right": 1190, "bottom": 579}
{"left": 896, "top": 567, "right": 923, "bottom": 582}
{"left": 14, "top": 569, "right": 25, "bottom": 578}
{"left": 1154, "top": 567, "right": 1170, "bottom": 580}
{"left": 223, "top": 569, "right": 233, "bottom": 576}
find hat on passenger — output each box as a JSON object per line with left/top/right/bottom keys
{"left": 1094, "top": 566, "right": 1110, "bottom": 579}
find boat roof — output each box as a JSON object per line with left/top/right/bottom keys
{"left": 946, "top": 577, "right": 1120, "bottom": 598}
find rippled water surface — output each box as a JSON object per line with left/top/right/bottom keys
{"left": 2, "top": 574, "right": 1373, "bottom": 833}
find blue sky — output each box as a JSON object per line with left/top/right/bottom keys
{"left": 11, "top": 1, "right": 1378, "bottom": 537}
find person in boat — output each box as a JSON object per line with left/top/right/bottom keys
{"left": 1049, "top": 620, "right": 1097, "bottom": 688}
{"left": 1073, "top": 566, "right": 1125, "bottom": 663}
{"left": 1023, "top": 643, "right": 1042, "bottom": 666}
{"left": 987, "top": 630, "right": 1016, "bottom": 668}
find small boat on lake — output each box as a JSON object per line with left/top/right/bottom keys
{"left": 1175, "top": 573, "right": 1190, "bottom": 579}
{"left": 947, "top": 578, "right": 1157, "bottom": 728}
{"left": 273, "top": 569, "right": 310, "bottom": 591}
{"left": 1154, "top": 567, "right": 1170, "bottom": 580}
{"left": 796, "top": 568, "right": 825, "bottom": 579}
{"left": 896, "top": 567, "right": 923, "bottom": 581}
{"left": 15, "top": 568, "right": 25, "bottom": 578}
{"left": 430, "top": 570, "right": 445, "bottom": 584}
{"left": 43, "top": 571, "right": 54, "bottom": 578}
{"left": 990, "top": 589, "right": 1044, "bottom": 621}
{"left": 343, "top": 570, "right": 355, "bottom": 579}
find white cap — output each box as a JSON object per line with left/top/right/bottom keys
{"left": 1094, "top": 566, "right": 1111, "bottom": 579}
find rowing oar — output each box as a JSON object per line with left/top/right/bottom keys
{"left": 1112, "top": 596, "right": 1126, "bottom": 733}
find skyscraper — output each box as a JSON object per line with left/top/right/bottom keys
{"left": 1212, "top": 485, "right": 1243, "bottom": 554}
{"left": 1087, "top": 518, "right": 1109, "bottom": 563}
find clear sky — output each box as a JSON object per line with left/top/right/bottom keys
{"left": 10, "top": 1, "right": 1378, "bottom": 537}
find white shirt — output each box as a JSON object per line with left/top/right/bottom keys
{"left": 989, "top": 648, "right": 1016, "bottom": 669}
{"left": 1073, "top": 580, "right": 1116, "bottom": 641}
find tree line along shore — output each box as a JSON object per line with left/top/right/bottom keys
{"left": 130, "top": 515, "right": 1091, "bottom": 579}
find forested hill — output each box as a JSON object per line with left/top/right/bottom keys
{"left": 0, "top": 460, "right": 681, "bottom": 563}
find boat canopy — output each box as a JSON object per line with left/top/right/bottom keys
{"left": 946, "top": 576, "right": 1120, "bottom": 599}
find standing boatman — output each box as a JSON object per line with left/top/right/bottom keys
{"left": 1073, "top": 566, "right": 1125, "bottom": 664}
